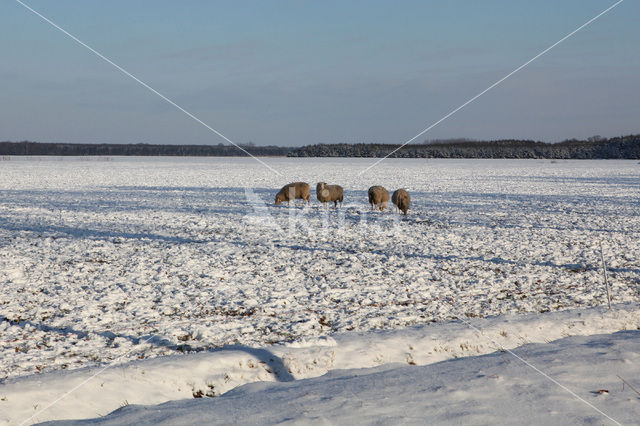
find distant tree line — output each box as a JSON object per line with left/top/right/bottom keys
{"left": 0, "top": 141, "right": 289, "bottom": 157}
{"left": 287, "top": 135, "right": 640, "bottom": 159}
{"left": 1, "top": 135, "right": 639, "bottom": 159}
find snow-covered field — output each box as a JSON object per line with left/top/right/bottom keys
{"left": 1, "top": 157, "right": 639, "bottom": 424}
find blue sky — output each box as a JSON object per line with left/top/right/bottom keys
{"left": 1, "top": 0, "right": 638, "bottom": 146}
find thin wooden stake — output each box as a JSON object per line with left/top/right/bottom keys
{"left": 599, "top": 241, "right": 612, "bottom": 309}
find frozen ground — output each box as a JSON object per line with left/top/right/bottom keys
{"left": 0, "top": 157, "right": 639, "bottom": 423}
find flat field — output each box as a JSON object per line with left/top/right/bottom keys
{"left": 1, "top": 157, "right": 639, "bottom": 381}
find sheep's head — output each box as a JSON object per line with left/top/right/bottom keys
{"left": 316, "top": 182, "right": 331, "bottom": 199}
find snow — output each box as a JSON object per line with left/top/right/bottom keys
{"left": 0, "top": 157, "right": 639, "bottom": 424}
{"left": 3, "top": 307, "right": 640, "bottom": 425}
{"left": 43, "top": 330, "right": 640, "bottom": 425}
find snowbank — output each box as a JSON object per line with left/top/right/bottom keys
{"left": 47, "top": 330, "right": 640, "bottom": 425}
{"left": 2, "top": 305, "right": 639, "bottom": 425}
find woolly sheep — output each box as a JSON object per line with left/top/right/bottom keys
{"left": 392, "top": 189, "right": 410, "bottom": 215}
{"left": 275, "top": 182, "right": 311, "bottom": 205}
{"left": 368, "top": 186, "right": 389, "bottom": 211}
{"left": 316, "top": 182, "right": 344, "bottom": 208}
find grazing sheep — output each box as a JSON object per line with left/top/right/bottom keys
{"left": 368, "top": 186, "right": 389, "bottom": 211}
{"left": 392, "top": 189, "right": 411, "bottom": 215}
{"left": 275, "top": 182, "right": 311, "bottom": 205}
{"left": 316, "top": 182, "right": 344, "bottom": 208}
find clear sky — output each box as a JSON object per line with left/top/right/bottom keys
{"left": 1, "top": 0, "right": 638, "bottom": 146}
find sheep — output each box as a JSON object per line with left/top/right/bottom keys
{"left": 368, "top": 186, "right": 389, "bottom": 211}
{"left": 275, "top": 182, "right": 311, "bottom": 205}
{"left": 392, "top": 189, "right": 410, "bottom": 215}
{"left": 316, "top": 182, "right": 344, "bottom": 208}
